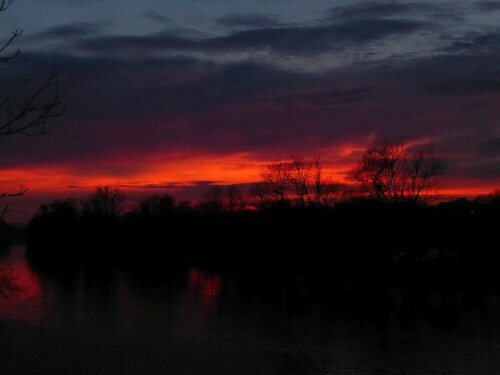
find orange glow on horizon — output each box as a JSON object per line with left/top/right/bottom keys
{"left": 0, "top": 151, "right": 497, "bottom": 199}
{"left": 440, "top": 186, "right": 500, "bottom": 198}
{"left": 0, "top": 153, "right": 264, "bottom": 192}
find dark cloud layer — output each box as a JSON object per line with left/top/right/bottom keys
{"left": 480, "top": 138, "right": 500, "bottom": 156}
{"left": 1, "top": 0, "right": 499, "bottom": 219}
{"left": 215, "top": 13, "right": 280, "bottom": 29}
{"left": 29, "top": 2, "right": 434, "bottom": 59}
{"left": 3, "top": 41, "right": 500, "bottom": 184}
{"left": 448, "top": 31, "right": 500, "bottom": 54}
{"left": 427, "top": 81, "right": 500, "bottom": 95}
{"left": 207, "top": 19, "right": 425, "bottom": 55}
{"left": 453, "top": 159, "right": 500, "bottom": 179}
{"left": 76, "top": 18, "right": 425, "bottom": 57}
{"left": 477, "top": 1, "right": 500, "bottom": 11}
{"left": 328, "top": 1, "right": 455, "bottom": 19}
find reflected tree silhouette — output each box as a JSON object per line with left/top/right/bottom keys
{"left": 0, "top": 270, "right": 18, "bottom": 299}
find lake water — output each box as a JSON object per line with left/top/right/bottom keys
{"left": 1, "top": 245, "right": 500, "bottom": 374}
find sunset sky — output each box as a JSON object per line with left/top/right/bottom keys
{"left": 1, "top": 0, "right": 499, "bottom": 221}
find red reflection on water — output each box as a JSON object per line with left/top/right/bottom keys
{"left": 176, "top": 268, "right": 222, "bottom": 337}
{"left": 189, "top": 268, "right": 222, "bottom": 300}
{"left": 0, "top": 246, "right": 51, "bottom": 323}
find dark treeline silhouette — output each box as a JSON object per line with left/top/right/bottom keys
{"left": 22, "top": 140, "right": 500, "bottom": 302}
{"left": 25, "top": 186, "right": 500, "bottom": 286}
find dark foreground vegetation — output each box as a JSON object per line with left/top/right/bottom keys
{"left": 24, "top": 189, "right": 500, "bottom": 291}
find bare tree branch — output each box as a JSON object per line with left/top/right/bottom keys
{"left": 0, "top": 28, "right": 22, "bottom": 62}
{"left": 260, "top": 159, "right": 289, "bottom": 202}
{"left": 255, "top": 155, "right": 339, "bottom": 207}
{"left": 287, "top": 155, "right": 312, "bottom": 206}
{"left": 0, "top": 0, "right": 14, "bottom": 12}
{"left": 0, "top": 185, "right": 27, "bottom": 199}
{"left": 0, "top": 0, "right": 21, "bottom": 62}
{"left": 0, "top": 1, "right": 64, "bottom": 221}
{"left": 83, "top": 186, "right": 126, "bottom": 217}
{"left": 0, "top": 66, "right": 64, "bottom": 137}
{"left": 0, "top": 186, "right": 27, "bottom": 220}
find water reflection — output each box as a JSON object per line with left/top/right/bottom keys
{"left": 0, "top": 250, "right": 225, "bottom": 328}
{"left": 1, "top": 246, "right": 500, "bottom": 374}
{"left": 189, "top": 268, "right": 222, "bottom": 299}
{"left": 175, "top": 268, "right": 223, "bottom": 339}
{"left": 0, "top": 245, "right": 51, "bottom": 323}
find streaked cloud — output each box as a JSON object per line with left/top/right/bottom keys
{"left": 215, "top": 13, "right": 280, "bottom": 29}
{"left": 142, "top": 11, "right": 172, "bottom": 24}
{"left": 328, "top": 1, "right": 460, "bottom": 20}
{"left": 34, "top": 22, "right": 106, "bottom": 40}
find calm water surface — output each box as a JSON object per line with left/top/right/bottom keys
{"left": 1, "top": 245, "right": 500, "bottom": 374}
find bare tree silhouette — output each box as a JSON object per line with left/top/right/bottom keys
{"left": 249, "top": 182, "right": 272, "bottom": 207}
{"left": 287, "top": 155, "right": 312, "bottom": 206}
{"left": 0, "top": 186, "right": 27, "bottom": 220}
{"left": 260, "top": 159, "right": 289, "bottom": 202}
{"left": 201, "top": 185, "right": 244, "bottom": 211}
{"left": 83, "top": 186, "right": 126, "bottom": 217}
{"left": 0, "top": 0, "right": 63, "bottom": 218}
{"left": 308, "top": 155, "right": 341, "bottom": 206}
{"left": 255, "top": 155, "right": 338, "bottom": 207}
{"left": 0, "top": 1, "right": 63, "bottom": 137}
{"left": 407, "top": 144, "right": 444, "bottom": 202}
{"left": 201, "top": 186, "right": 225, "bottom": 212}
{"left": 348, "top": 140, "right": 444, "bottom": 203}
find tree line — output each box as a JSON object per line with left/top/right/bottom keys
{"left": 28, "top": 140, "right": 447, "bottom": 221}
{"left": 224, "top": 139, "right": 445, "bottom": 210}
